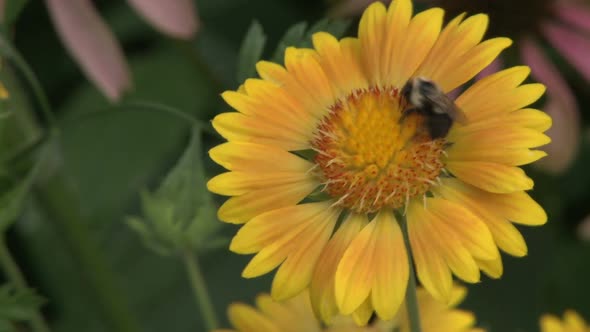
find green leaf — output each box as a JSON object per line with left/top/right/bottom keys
{"left": 0, "top": 145, "right": 43, "bottom": 232}
{"left": 270, "top": 22, "right": 307, "bottom": 63}
{"left": 271, "top": 18, "right": 351, "bottom": 64}
{"left": 236, "top": 21, "right": 266, "bottom": 84}
{"left": 0, "top": 284, "right": 45, "bottom": 322}
{"left": 127, "top": 126, "right": 223, "bottom": 255}
{"left": 305, "top": 18, "right": 351, "bottom": 41}
{"left": 1, "top": 0, "right": 28, "bottom": 29}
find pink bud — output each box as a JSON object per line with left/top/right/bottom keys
{"left": 45, "top": 0, "right": 131, "bottom": 101}
{"left": 127, "top": 0, "right": 199, "bottom": 39}
{"left": 521, "top": 37, "right": 579, "bottom": 174}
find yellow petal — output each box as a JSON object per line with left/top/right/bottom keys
{"left": 351, "top": 296, "right": 374, "bottom": 326}
{"left": 271, "top": 207, "right": 339, "bottom": 300}
{"left": 239, "top": 203, "right": 338, "bottom": 280}
{"left": 441, "top": 37, "right": 512, "bottom": 92}
{"left": 213, "top": 112, "right": 311, "bottom": 151}
{"left": 432, "top": 311, "right": 477, "bottom": 331}
{"left": 334, "top": 215, "right": 377, "bottom": 315}
{"left": 284, "top": 47, "right": 335, "bottom": 111}
{"left": 424, "top": 201, "right": 481, "bottom": 283}
{"left": 416, "top": 14, "right": 489, "bottom": 92}
{"left": 312, "top": 32, "right": 367, "bottom": 97}
{"left": 447, "top": 144, "right": 547, "bottom": 166}
{"left": 446, "top": 161, "right": 534, "bottom": 194}
{"left": 407, "top": 201, "right": 453, "bottom": 301}
{"left": 255, "top": 60, "right": 325, "bottom": 120}
{"left": 563, "top": 310, "right": 588, "bottom": 331}
{"left": 227, "top": 303, "right": 280, "bottom": 332}
{"left": 208, "top": 171, "right": 315, "bottom": 196}
{"left": 476, "top": 255, "right": 503, "bottom": 279}
{"left": 449, "top": 126, "right": 551, "bottom": 150}
{"left": 510, "top": 108, "right": 553, "bottom": 132}
{"left": 242, "top": 78, "right": 316, "bottom": 127}
{"left": 218, "top": 180, "right": 318, "bottom": 224}
{"left": 371, "top": 211, "right": 409, "bottom": 320}
{"left": 310, "top": 213, "right": 365, "bottom": 323}
{"left": 428, "top": 196, "right": 499, "bottom": 262}
{"left": 456, "top": 66, "right": 531, "bottom": 116}
{"left": 459, "top": 83, "right": 546, "bottom": 121}
{"left": 484, "top": 217, "right": 528, "bottom": 257}
{"left": 451, "top": 108, "right": 552, "bottom": 138}
{"left": 358, "top": 2, "right": 388, "bottom": 86}
{"left": 382, "top": 0, "right": 412, "bottom": 85}
{"left": 540, "top": 315, "right": 565, "bottom": 332}
{"left": 483, "top": 191, "right": 548, "bottom": 226}
{"left": 391, "top": 7, "right": 443, "bottom": 87}
{"left": 209, "top": 142, "right": 313, "bottom": 173}
{"left": 231, "top": 201, "right": 335, "bottom": 254}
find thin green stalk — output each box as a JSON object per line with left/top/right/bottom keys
{"left": 36, "top": 175, "right": 142, "bottom": 332}
{"left": 0, "top": 35, "right": 57, "bottom": 128}
{"left": 183, "top": 249, "right": 219, "bottom": 330}
{"left": 0, "top": 236, "right": 51, "bottom": 332}
{"left": 400, "top": 218, "right": 422, "bottom": 332}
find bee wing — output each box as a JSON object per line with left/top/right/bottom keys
{"left": 426, "top": 93, "right": 468, "bottom": 124}
{"left": 449, "top": 101, "right": 468, "bottom": 124}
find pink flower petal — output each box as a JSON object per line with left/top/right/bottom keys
{"left": 554, "top": 1, "right": 590, "bottom": 33}
{"left": 521, "top": 37, "right": 579, "bottom": 174}
{"left": 542, "top": 21, "right": 590, "bottom": 82}
{"left": 45, "top": 0, "right": 131, "bottom": 101}
{"left": 127, "top": 0, "right": 198, "bottom": 39}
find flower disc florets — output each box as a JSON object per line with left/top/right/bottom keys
{"left": 312, "top": 87, "right": 445, "bottom": 213}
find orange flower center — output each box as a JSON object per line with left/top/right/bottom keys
{"left": 312, "top": 87, "right": 445, "bottom": 213}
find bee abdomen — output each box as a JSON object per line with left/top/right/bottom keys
{"left": 426, "top": 113, "right": 453, "bottom": 139}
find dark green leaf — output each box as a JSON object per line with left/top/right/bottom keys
{"left": 304, "top": 18, "right": 351, "bottom": 44}
{"left": 1, "top": 0, "right": 28, "bottom": 29}
{"left": 127, "top": 126, "right": 223, "bottom": 255}
{"left": 0, "top": 145, "right": 43, "bottom": 231}
{"left": 0, "top": 320, "right": 15, "bottom": 332}
{"left": 271, "top": 22, "right": 307, "bottom": 63}
{"left": 236, "top": 21, "right": 266, "bottom": 84}
{"left": 0, "top": 284, "right": 45, "bottom": 322}
{"left": 271, "top": 18, "right": 351, "bottom": 64}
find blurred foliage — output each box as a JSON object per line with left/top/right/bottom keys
{"left": 127, "top": 126, "right": 225, "bottom": 256}
{"left": 0, "top": 284, "right": 45, "bottom": 330}
{"left": 0, "top": 0, "right": 587, "bottom": 332}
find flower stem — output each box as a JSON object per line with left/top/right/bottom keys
{"left": 0, "top": 236, "right": 51, "bottom": 332}
{"left": 36, "top": 174, "right": 142, "bottom": 332}
{"left": 400, "top": 218, "right": 422, "bottom": 332}
{"left": 183, "top": 249, "right": 219, "bottom": 330}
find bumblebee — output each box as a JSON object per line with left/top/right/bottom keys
{"left": 400, "top": 77, "right": 467, "bottom": 139}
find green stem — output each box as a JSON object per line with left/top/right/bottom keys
{"left": 0, "top": 35, "right": 57, "bottom": 128}
{"left": 0, "top": 236, "right": 51, "bottom": 332}
{"left": 35, "top": 175, "right": 142, "bottom": 332}
{"left": 400, "top": 218, "right": 422, "bottom": 332}
{"left": 183, "top": 250, "right": 219, "bottom": 330}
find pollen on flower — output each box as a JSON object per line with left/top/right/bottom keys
{"left": 312, "top": 87, "right": 445, "bottom": 213}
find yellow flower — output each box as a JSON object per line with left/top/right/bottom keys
{"left": 540, "top": 310, "right": 590, "bottom": 332}
{"left": 208, "top": 0, "right": 550, "bottom": 323}
{"left": 214, "top": 286, "right": 484, "bottom": 332}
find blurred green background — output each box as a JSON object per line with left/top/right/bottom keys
{"left": 0, "top": 0, "right": 589, "bottom": 331}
